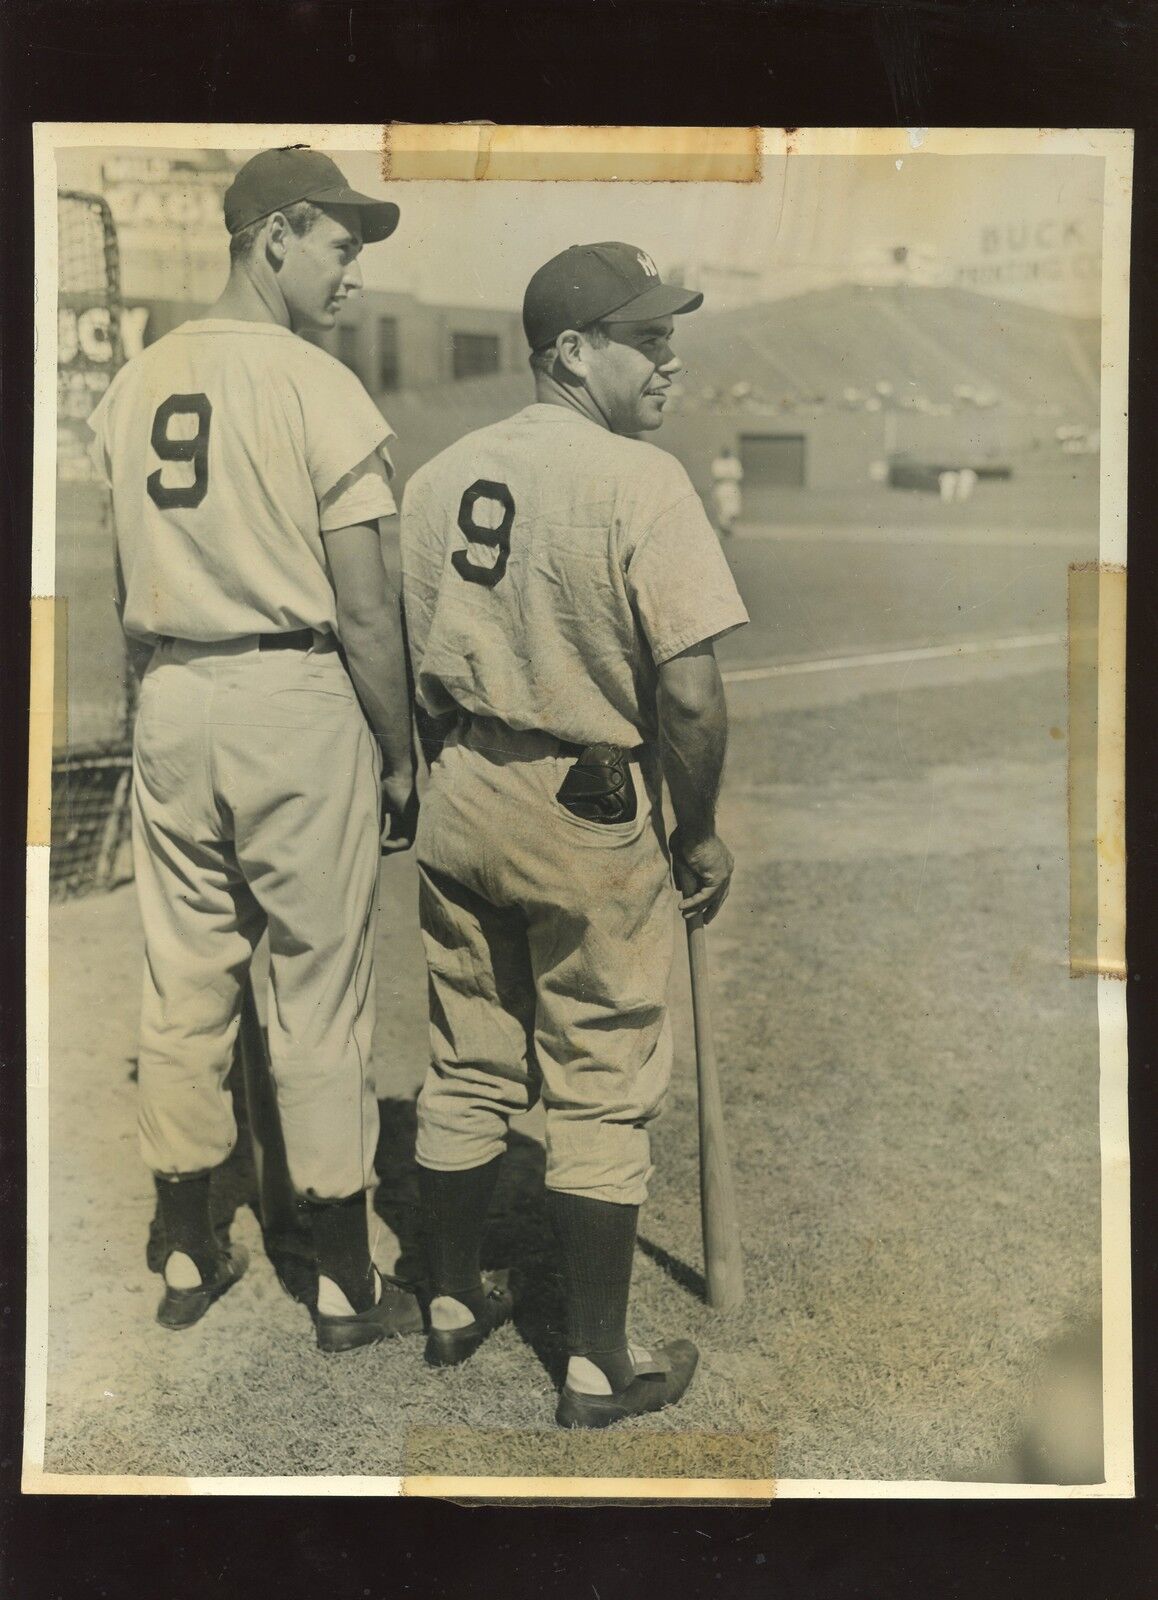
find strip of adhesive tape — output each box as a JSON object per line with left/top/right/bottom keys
{"left": 381, "top": 125, "right": 761, "bottom": 182}
{"left": 401, "top": 1425, "right": 777, "bottom": 1502}
{"left": 1068, "top": 564, "right": 1126, "bottom": 978}
{"left": 27, "top": 598, "right": 67, "bottom": 848}
{"left": 400, "top": 1474, "right": 776, "bottom": 1504}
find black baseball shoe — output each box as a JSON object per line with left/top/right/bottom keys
{"left": 314, "top": 1272, "right": 425, "bottom": 1354}
{"left": 555, "top": 1340, "right": 700, "bottom": 1429}
{"left": 156, "top": 1245, "right": 250, "bottom": 1331}
{"left": 423, "top": 1272, "right": 512, "bottom": 1368}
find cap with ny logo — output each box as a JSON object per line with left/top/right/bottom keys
{"left": 522, "top": 241, "right": 703, "bottom": 351}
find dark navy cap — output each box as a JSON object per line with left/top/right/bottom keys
{"left": 224, "top": 147, "right": 400, "bottom": 242}
{"left": 522, "top": 241, "right": 703, "bottom": 350}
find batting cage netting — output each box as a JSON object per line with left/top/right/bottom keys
{"left": 53, "top": 190, "right": 135, "bottom": 898}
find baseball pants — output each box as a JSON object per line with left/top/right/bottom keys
{"left": 131, "top": 636, "right": 382, "bottom": 1201}
{"left": 415, "top": 717, "right": 675, "bottom": 1207}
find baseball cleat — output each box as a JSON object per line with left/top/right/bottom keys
{"left": 156, "top": 1245, "right": 250, "bottom": 1331}
{"left": 423, "top": 1271, "right": 513, "bottom": 1368}
{"left": 314, "top": 1274, "right": 424, "bottom": 1354}
{"left": 555, "top": 1339, "right": 700, "bottom": 1429}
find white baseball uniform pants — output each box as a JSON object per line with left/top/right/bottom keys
{"left": 131, "top": 636, "right": 382, "bottom": 1201}
{"left": 415, "top": 717, "right": 675, "bottom": 1207}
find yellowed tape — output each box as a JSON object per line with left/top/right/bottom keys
{"left": 27, "top": 597, "right": 66, "bottom": 848}
{"left": 1068, "top": 564, "right": 1126, "bottom": 978}
{"left": 402, "top": 1473, "right": 776, "bottom": 1503}
{"left": 381, "top": 124, "right": 761, "bottom": 182}
{"left": 401, "top": 1424, "right": 777, "bottom": 1501}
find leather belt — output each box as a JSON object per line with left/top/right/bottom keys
{"left": 455, "top": 714, "right": 641, "bottom": 764}
{"left": 259, "top": 629, "right": 332, "bottom": 652}
{"left": 155, "top": 629, "right": 334, "bottom": 653}
{"left": 556, "top": 738, "right": 644, "bottom": 763}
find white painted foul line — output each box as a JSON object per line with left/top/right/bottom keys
{"left": 721, "top": 632, "right": 1065, "bottom": 685}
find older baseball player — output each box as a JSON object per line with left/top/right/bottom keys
{"left": 88, "top": 147, "right": 423, "bottom": 1351}
{"left": 401, "top": 242, "right": 749, "bottom": 1426}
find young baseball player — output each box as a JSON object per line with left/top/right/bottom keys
{"left": 88, "top": 147, "right": 423, "bottom": 1351}
{"left": 401, "top": 242, "right": 749, "bottom": 1426}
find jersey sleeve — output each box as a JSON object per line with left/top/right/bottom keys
{"left": 318, "top": 449, "right": 397, "bottom": 533}
{"left": 627, "top": 490, "right": 749, "bottom": 664}
{"left": 85, "top": 385, "right": 115, "bottom": 486}
{"left": 86, "top": 419, "right": 112, "bottom": 487}
{"left": 295, "top": 354, "right": 397, "bottom": 504}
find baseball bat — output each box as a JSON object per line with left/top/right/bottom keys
{"left": 676, "top": 864, "right": 745, "bottom": 1312}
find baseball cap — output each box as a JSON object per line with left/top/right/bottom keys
{"left": 522, "top": 242, "right": 703, "bottom": 350}
{"left": 223, "top": 147, "right": 400, "bottom": 243}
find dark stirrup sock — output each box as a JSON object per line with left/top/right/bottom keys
{"left": 155, "top": 1173, "right": 220, "bottom": 1281}
{"left": 418, "top": 1157, "right": 504, "bottom": 1311}
{"left": 307, "top": 1192, "right": 376, "bottom": 1314}
{"left": 546, "top": 1190, "right": 640, "bottom": 1391}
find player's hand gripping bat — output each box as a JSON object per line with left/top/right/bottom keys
{"left": 675, "top": 856, "right": 745, "bottom": 1312}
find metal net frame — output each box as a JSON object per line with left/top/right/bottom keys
{"left": 51, "top": 190, "right": 134, "bottom": 898}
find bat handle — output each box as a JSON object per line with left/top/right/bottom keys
{"left": 673, "top": 851, "right": 701, "bottom": 910}
{"left": 675, "top": 856, "right": 714, "bottom": 1073}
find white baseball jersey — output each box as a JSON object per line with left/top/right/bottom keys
{"left": 711, "top": 454, "right": 743, "bottom": 486}
{"left": 401, "top": 403, "right": 749, "bottom": 748}
{"left": 711, "top": 454, "right": 744, "bottom": 523}
{"left": 88, "top": 319, "right": 397, "bottom": 643}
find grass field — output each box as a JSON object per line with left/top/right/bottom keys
{"left": 38, "top": 467, "right": 1105, "bottom": 1488}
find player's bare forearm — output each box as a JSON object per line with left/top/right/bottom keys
{"left": 338, "top": 607, "right": 414, "bottom": 779}
{"left": 340, "top": 601, "right": 420, "bottom": 853}
{"left": 656, "top": 640, "right": 734, "bottom": 922}
{"left": 325, "top": 519, "right": 415, "bottom": 781}
{"left": 657, "top": 642, "right": 727, "bottom": 844}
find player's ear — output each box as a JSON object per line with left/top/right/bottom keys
{"left": 264, "top": 212, "right": 291, "bottom": 266}
{"left": 554, "top": 328, "right": 587, "bottom": 379}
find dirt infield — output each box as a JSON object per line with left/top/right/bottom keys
{"left": 39, "top": 656, "right": 1101, "bottom": 1485}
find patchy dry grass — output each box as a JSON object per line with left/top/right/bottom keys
{"left": 42, "top": 667, "right": 1100, "bottom": 1487}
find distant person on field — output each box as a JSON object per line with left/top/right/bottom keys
{"left": 938, "top": 466, "right": 977, "bottom": 504}
{"left": 710, "top": 446, "right": 743, "bottom": 537}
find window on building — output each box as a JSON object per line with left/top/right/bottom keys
{"left": 451, "top": 331, "right": 501, "bottom": 380}
{"left": 740, "top": 433, "right": 806, "bottom": 489}
{"left": 377, "top": 318, "right": 400, "bottom": 391}
{"left": 337, "top": 324, "right": 361, "bottom": 377}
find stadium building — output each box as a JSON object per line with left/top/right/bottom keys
{"left": 52, "top": 159, "right": 1103, "bottom": 783}
{"left": 315, "top": 282, "right": 1100, "bottom": 507}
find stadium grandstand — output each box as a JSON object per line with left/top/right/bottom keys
{"left": 351, "top": 282, "right": 1100, "bottom": 504}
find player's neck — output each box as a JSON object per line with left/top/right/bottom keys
{"left": 533, "top": 374, "right": 611, "bottom": 432}
{"left": 206, "top": 264, "right": 292, "bottom": 330}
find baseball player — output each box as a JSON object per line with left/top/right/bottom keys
{"left": 88, "top": 147, "right": 423, "bottom": 1352}
{"left": 710, "top": 446, "right": 744, "bottom": 537}
{"left": 401, "top": 242, "right": 749, "bottom": 1426}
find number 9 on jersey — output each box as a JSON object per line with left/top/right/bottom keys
{"left": 146, "top": 392, "right": 213, "bottom": 510}
{"left": 452, "top": 479, "right": 515, "bottom": 588}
